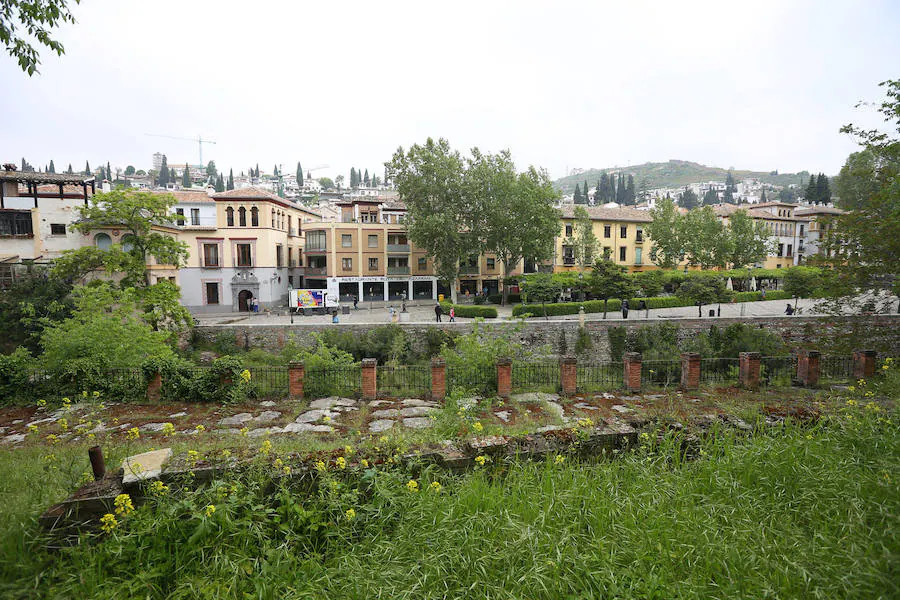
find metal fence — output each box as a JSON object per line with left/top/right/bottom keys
{"left": 700, "top": 358, "right": 741, "bottom": 386}
{"left": 577, "top": 362, "right": 623, "bottom": 392}
{"left": 512, "top": 362, "right": 560, "bottom": 393}
{"left": 761, "top": 355, "right": 796, "bottom": 387}
{"left": 247, "top": 366, "right": 289, "bottom": 399}
{"left": 377, "top": 365, "right": 431, "bottom": 398}
{"left": 446, "top": 363, "right": 496, "bottom": 395}
{"left": 641, "top": 360, "right": 682, "bottom": 388}
{"left": 304, "top": 365, "right": 362, "bottom": 399}
{"left": 819, "top": 355, "right": 854, "bottom": 383}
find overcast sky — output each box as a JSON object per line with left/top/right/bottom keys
{"left": 2, "top": 0, "right": 898, "bottom": 180}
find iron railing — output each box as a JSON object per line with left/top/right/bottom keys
{"left": 303, "top": 365, "right": 361, "bottom": 399}
{"left": 446, "top": 363, "right": 496, "bottom": 395}
{"left": 819, "top": 355, "right": 854, "bottom": 383}
{"left": 512, "top": 362, "right": 560, "bottom": 393}
{"left": 577, "top": 362, "right": 623, "bottom": 392}
{"left": 377, "top": 365, "right": 430, "bottom": 398}
{"left": 700, "top": 358, "right": 741, "bottom": 386}
{"left": 246, "top": 366, "right": 289, "bottom": 399}
{"left": 760, "top": 355, "right": 796, "bottom": 387}
{"left": 641, "top": 360, "right": 682, "bottom": 388}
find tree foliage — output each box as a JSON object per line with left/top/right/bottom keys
{"left": 1, "top": 0, "right": 79, "bottom": 75}
{"left": 645, "top": 198, "right": 684, "bottom": 269}
{"left": 569, "top": 206, "right": 598, "bottom": 272}
{"left": 725, "top": 209, "right": 772, "bottom": 269}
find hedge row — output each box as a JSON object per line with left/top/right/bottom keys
{"left": 512, "top": 290, "right": 793, "bottom": 318}
{"left": 439, "top": 302, "right": 498, "bottom": 319}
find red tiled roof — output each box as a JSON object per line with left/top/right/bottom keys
{"left": 558, "top": 205, "right": 653, "bottom": 223}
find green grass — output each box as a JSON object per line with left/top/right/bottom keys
{"left": 1, "top": 409, "right": 897, "bottom": 599}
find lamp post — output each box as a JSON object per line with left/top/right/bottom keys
{"left": 578, "top": 272, "right": 584, "bottom": 302}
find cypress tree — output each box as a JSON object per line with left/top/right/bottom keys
{"left": 48, "top": 160, "right": 55, "bottom": 173}
{"left": 84, "top": 161, "right": 91, "bottom": 175}
{"left": 66, "top": 163, "right": 73, "bottom": 174}
{"left": 22, "top": 158, "right": 27, "bottom": 171}
{"left": 364, "top": 169, "right": 370, "bottom": 186}
{"left": 350, "top": 167, "right": 357, "bottom": 188}
{"left": 804, "top": 174, "right": 818, "bottom": 204}
{"left": 158, "top": 156, "right": 169, "bottom": 187}
{"left": 609, "top": 174, "right": 616, "bottom": 203}
{"left": 297, "top": 162, "right": 303, "bottom": 183}
{"left": 599, "top": 173, "right": 609, "bottom": 203}
{"left": 106, "top": 162, "right": 112, "bottom": 181}
{"left": 582, "top": 180, "right": 588, "bottom": 202}
{"left": 616, "top": 174, "right": 625, "bottom": 204}
{"left": 170, "top": 167, "right": 176, "bottom": 182}
{"left": 215, "top": 173, "right": 225, "bottom": 192}
{"left": 815, "top": 173, "right": 831, "bottom": 205}
{"left": 227, "top": 168, "right": 234, "bottom": 190}
{"left": 760, "top": 189, "right": 767, "bottom": 203}
{"left": 574, "top": 183, "right": 582, "bottom": 204}
{"left": 273, "top": 165, "right": 279, "bottom": 177}
{"left": 626, "top": 175, "right": 636, "bottom": 205}
{"left": 182, "top": 164, "right": 192, "bottom": 188}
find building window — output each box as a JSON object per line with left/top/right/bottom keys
{"left": 176, "top": 208, "right": 185, "bottom": 222}
{"left": 620, "top": 225, "right": 627, "bottom": 238}
{"left": 238, "top": 207, "right": 247, "bottom": 227}
{"left": 206, "top": 282, "right": 219, "bottom": 305}
{"left": 288, "top": 276, "right": 294, "bottom": 287}
{"left": 0, "top": 211, "right": 33, "bottom": 236}
{"left": 368, "top": 234, "right": 378, "bottom": 248}
{"left": 342, "top": 257, "right": 353, "bottom": 271}
{"left": 50, "top": 224, "right": 66, "bottom": 235}
{"left": 619, "top": 246, "right": 626, "bottom": 262}
{"left": 342, "top": 234, "right": 352, "bottom": 248}
{"left": 202, "top": 243, "right": 219, "bottom": 267}
{"left": 778, "top": 243, "right": 784, "bottom": 257}
{"left": 418, "top": 257, "right": 427, "bottom": 270}
{"left": 250, "top": 207, "right": 258, "bottom": 227}
{"left": 486, "top": 257, "right": 495, "bottom": 270}
{"left": 191, "top": 208, "right": 200, "bottom": 226}
{"left": 94, "top": 232, "right": 112, "bottom": 249}
{"left": 276, "top": 245, "right": 283, "bottom": 268}
{"left": 368, "top": 257, "right": 378, "bottom": 270}
{"left": 305, "top": 230, "right": 326, "bottom": 251}
{"left": 604, "top": 225, "right": 611, "bottom": 238}
{"left": 565, "top": 224, "right": 573, "bottom": 237}
{"left": 636, "top": 228, "right": 643, "bottom": 242}
{"left": 236, "top": 243, "right": 252, "bottom": 267}
{"left": 787, "top": 244, "right": 792, "bottom": 257}
{"left": 603, "top": 246, "right": 612, "bottom": 259}
{"left": 635, "top": 247, "right": 642, "bottom": 265}
{"left": 288, "top": 247, "right": 294, "bottom": 266}
{"left": 226, "top": 207, "right": 234, "bottom": 226}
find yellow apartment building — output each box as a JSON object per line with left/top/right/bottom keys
{"left": 556, "top": 206, "right": 655, "bottom": 273}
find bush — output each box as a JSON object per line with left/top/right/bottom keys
{"left": 608, "top": 327, "right": 627, "bottom": 362}
{"left": 0, "top": 347, "right": 34, "bottom": 404}
{"left": 439, "top": 302, "right": 498, "bottom": 319}
{"left": 488, "top": 293, "right": 521, "bottom": 304}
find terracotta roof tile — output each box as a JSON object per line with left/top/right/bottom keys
{"left": 558, "top": 205, "right": 653, "bottom": 223}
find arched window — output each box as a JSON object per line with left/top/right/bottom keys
{"left": 226, "top": 207, "right": 234, "bottom": 227}
{"left": 251, "top": 207, "right": 259, "bottom": 227}
{"left": 271, "top": 208, "right": 276, "bottom": 228}
{"left": 238, "top": 206, "right": 247, "bottom": 227}
{"left": 94, "top": 232, "right": 112, "bottom": 250}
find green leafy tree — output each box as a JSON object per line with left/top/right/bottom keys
{"left": 682, "top": 206, "right": 731, "bottom": 269}
{"left": 570, "top": 206, "right": 598, "bottom": 274}
{"left": 182, "top": 164, "right": 191, "bottom": 188}
{"left": 804, "top": 173, "right": 818, "bottom": 204}
{"left": 158, "top": 155, "right": 169, "bottom": 187}
{"left": 588, "top": 258, "right": 636, "bottom": 319}
{"left": 725, "top": 209, "right": 772, "bottom": 269}
{"left": 519, "top": 273, "right": 561, "bottom": 319}
{"left": 818, "top": 79, "right": 900, "bottom": 310}
{"left": 1, "top": 0, "right": 79, "bottom": 75}
{"left": 645, "top": 197, "right": 684, "bottom": 268}
{"left": 467, "top": 149, "right": 560, "bottom": 304}
{"left": 679, "top": 187, "right": 699, "bottom": 209}
{"left": 783, "top": 266, "right": 822, "bottom": 309}
{"left": 318, "top": 177, "right": 335, "bottom": 190}
{"left": 206, "top": 161, "right": 217, "bottom": 182}
{"left": 227, "top": 168, "right": 234, "bottom": 190}
{"left": 387, "top": 138, "right": 471, "bottom": 303}
{"left": 676, "top": 277, "right": 731, "bottom": 317}
{"left": 702, "top": 189, "right": 718, "bottom": 205}
{"left": 335, "top": 174, "right": 345, "bottom": 189}
{"left": 815, "top": 173, "right": 831, "bottom": 204}
{"left": 0, "top": 266, "right": 73, "bottom": 354}
{"left": 124, "top": 165, "right": 135, "bottom": 176}
{"left": 53, "top": 188, "right": 189, "bottom": 287}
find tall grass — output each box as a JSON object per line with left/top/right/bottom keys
{"left": 1, "top": 410, "right": 896, "bottom": 599}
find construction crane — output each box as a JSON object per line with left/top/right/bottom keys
{"left": 145, "top": 134, "right": 217, "bottom": 166}
{"left": 303, "top": 164, "right": 330, "bottom": 178}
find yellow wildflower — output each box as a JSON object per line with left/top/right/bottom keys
{"left": 259, "top": 439, "right": 272, "bottom": 456}
{"left": 430, "top": 481, "right": 442, "bottom": 492}
{"left": 282, "top": 466, "right": 291, "bottom": 475}
{"left": 406, "top": 479, "right": 419, "bottom": 493}
{"left": 240, "top": 369, "right": 252, "bottom": 383}
{"left": 58, "top": 418, "right": 68, "bottom": 432}
{"left": 161, "top": 423, "right": 175, "bottom": 437}
{"left": 221, "top": 449, "right": 232, "bottom": 458}
{"left": 240, "top": 427, "right": 249, "bottom": 437}
{"left": 344, "top": 445, "right": 354, "bottom": 456}
{"left": 474, "top": 455, "right": 487, "bottom": 466}
{"left": 195, "top": 424, "right": 206, "bottom": 433}
{"left": 322, "top": 415, "right": 331, "bottom": 423}
{"left": 100, "top": 513, "right": 118, "bottom": 534}
{"left": 114, "top": 493, "right": 134, "bottom": 516}
{"left": 345, "top": 508, "right": 356, "bottom": 520}
{"left": 315, "top": 460, "right": 326, "bottom": 472}
{"left": 87, "top": 433, "right": 96, "bottom": 441}
{"left": 472, "top": 422, "right": 484, "bottom": 433}
{"left": 82, "top": 391, "right": 88, "bottom": 398}
{"left": 62, "top": 397, "right": 71, "bottom": 406}
{"left": 274, "top": 458, "right": 284, "bottom": 469}
{"left": 379, "top": 435, "right": 388, "bottom": 443}
{"left": 93, "top": 391, "right": 100, "bottom": 398}
{"left": 126, "top": 427, "right": 140, "bottom": 441}
{"left": 46, "top": 434, "right": 59, "bottom": 445}
{"left": 28, "top": 425, "right": 38, "bottom": 434}
{"left": 187, "top": 450, "right": 200, "bottom": 465}
{"left": 846, "top": 399, "right": 858, "bottom": 407}
{"left": 36, "top": 399, "right": 46, "bottom": 408}
{"left": 577, "top": 417, "right": 594, "bottom": 428}
{"left": 205, "top": 504, "right": 216, "bottom": 518}
{"left": 857, "top": 379, "right": 867, "bottom": 387}
{"left": 43, "top": 453, "right": 56, "bottom": 462}
{"left": 554, "top": 454, "right": 565, "bottom": 465}
{"left": 148, "top": 481, "right": 169, "bottom": 497}
{"left": 361, "top": 459, "right": 370, "bottom": 468}
{"left": 336, "top": 456, "right": 346, "bottom": 470}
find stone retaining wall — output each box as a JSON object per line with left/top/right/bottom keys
{"left": 193, "top": 315, "right": 900, "bottom": 361}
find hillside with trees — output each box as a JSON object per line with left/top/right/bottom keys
{"left": 555, "top": 160, "right": 813, "bottom": 195}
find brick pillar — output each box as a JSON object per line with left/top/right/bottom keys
{"left": 739, "top": 352, "right": 761, "bottom": 390}
{"left": 560, "top": 356, "right": 577, "bottom": 396}
{"left": 680, "top": 353, "right": 700, "bottom": 390}
{"left": 361, "top": 358, "right": 377, "bottom": 400}
{"left": 852, "top": 349, "right": 877, "bottom": 380}
{"left": 288, "top": 361, "right": 305, "bottom": 398}
{"left": 796, "top": 350, "right": 820, "bottom": 388}
{"left": 623, "top": 352, "right": 642, "bottom": 393}
{"left": 146, "top": 371, "right": 162, "bottom": 402}
{"left": 497, "top": 357, "right": 512, "bottom": 399}
{"left": 431, "top": 357, "right": 446, "bottom": 402}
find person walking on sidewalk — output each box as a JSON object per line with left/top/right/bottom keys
{"left": 449, "top": 307, "right": 455, "bottom": 322}
{"left": 435, "top": 303, "right": 443, "bottom": 322}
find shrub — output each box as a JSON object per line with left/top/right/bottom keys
{"left": 0, "top": 347, "right": 34, "bottom": 404}
{"left": 213, "top": 330, "right": 238, "bottom": 354}
{"left": 488, "top": 293, "right": 521, "bottom": 304}
{"left": 608, "top": 327, "right": 627, "bottom": 362}
{"left": 439, "top": 302, "right": 498, "bottom": 319}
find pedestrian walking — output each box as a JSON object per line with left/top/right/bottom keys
{"left": 449, "top": 307, "right": 455, "bottom": 322}
{"left": 353, "top": 295, "right": 358, "bottom": 310}
{"left": 621, "top": 299, "right": 629, "bottom": 319}
{"left": 435, "top": 303, "right": 443, "bottom": 322}
{"left": 785, "top": 303, "right": 794, "bottom": 315}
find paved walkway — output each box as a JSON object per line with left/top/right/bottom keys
{"left": 194, "top": 297, "right": 840, "bottom": 326}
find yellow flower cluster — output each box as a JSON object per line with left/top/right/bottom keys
{"left": 315, "top": 460, "right": 327, "bottom": 472}
{"left": 205, "top": 504, "right": 216, "bottom": 518}
{"left": 577, "top": 417, "right": 594, "bottom": 428}
{"left": 46, "top": 434, "right": 59, "bottom": 445}
{"left": 345, "top": 508, "right": 356, "bottom": 520}
{"left": 195, "top": 424, "right": 205, "bottom": 433}
{"left": 58, "top": 418, "right": 68, "bottom": 432}
{"left": 474, "top": 455, "right": 488, "bottom": 466}
{"left": 361, "top": 459, "right": 370, "bottom": 469}
{"left": 336, "top": 456, "right": 347, "bottom": 470}
{"left": 554, "top": 454, "right": 566, "bottom": 465}
{"left": 239, "top": 427, "right": 249, "bottom": 437}
{"left": 344, "top": 445, "right": 354, "bottom": 456}
{"left": 36, "top": 399, "right": 46, "bottom": 408}
{"left": 100, "top": 513, "right": 118, "bottom": 534}
{"left": 161, "top": 423, "right": 175, "bottom": 437}
{"left": 430, "top": 481, "right": 442, "bottom": 492}
{"left": 472, "top": 422, "right": 484, "bottom": 433}
{"left": 259, "top": 439, "right": 273, "bottom": 456}
{"left": 114, "top": 493, "right": 134, "bottom": 516}
{"left": 406, "top": 479, "right": 419, "bottom": 493}
{"left": 126, "top": 427, "right": 140, "bottom": 441}
{"left": 187, "top": 450, "right": 200, "bottom": 465}
{"left": 148, "top": 481, "right": 169, "bottom": 497}
{"left": 28, "top": 425, "right": 38, "bottom": 434}
{"left": 240, "top": 369, "right": 252, "bottom": 383}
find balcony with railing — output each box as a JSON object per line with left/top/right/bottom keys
{"left": 459, "top": 264, "right": 480, "bottom": 275}
{"left": 289, "top": 227, "right": 299, "bottom": 237}
{"left": 387, "top": 243, "right": 410, "bottom": 253}
{"left": 387, "top": 266, "right": 410, "bottom": 275}
{"left": 563, "top": 256, "right": 576, "bottom": 265}
{"left": 635, "top": 233, "right": 644, "bottom": 243}
{"left": 305, "top": 266, "right": 327, "bottom": 276}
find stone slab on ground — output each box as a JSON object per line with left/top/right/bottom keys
{"left": 399, "top": 406, "right": 435, "bottom": 418}
{"left": 248, "top": 426, "right": 284, "bottom": 437}
{"left": 369, "top": 419, "right": 395, "bottom": 433}
{"left": 295, "top": 409, "right": 339, "bottom": 424}
{"left": 403, "top": 417, "right": 433, "bottom": 429}
{"left": 122, "top": 448, "right": 173, "bottom": 485}
{"left": 253, "top": 411, "right": 282, "bottom": 423}
{"left": 309, "top": 397, "right": 357, "bottom": 410}
{"left": 2, "top": 433, "right": 25, "bottom": 444}
{"left": 259, "top": 401, "right": 277, "bottom": 407}
{"left": 168, "top": 412, "right": 188, "bottom": 418}
{"left": 371, "top": 408, "right": 400, "bottom": 418}
{"left": 511, "top": 392, "right": 560, "bottom": 404}
{"left": 495, "top": 410, "right": 511, "bottom": 423}
{"left": 574, "top": 402, "right": 600, "bottom": 411}
{"left": 283, "top": 422, "right": 333, "bottom": 434}
{"left": 401, "top": 399, "right": 438, "bottom": 408}
{"left": 139, "top": 422, "right": 170, "bottom": 432}
{"left": 218, "top": 413, "right": 253, "bottom": 426}
{"left": 612, "top": 405, "right": 634, "bottom": 413}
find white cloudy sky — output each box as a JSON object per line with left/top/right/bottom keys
{"left": 2, "top": 0, "right": 898, "bottom": 180}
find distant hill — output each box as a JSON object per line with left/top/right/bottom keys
{"left": 555, "top": 160, "right": 811, "bottom": 194}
